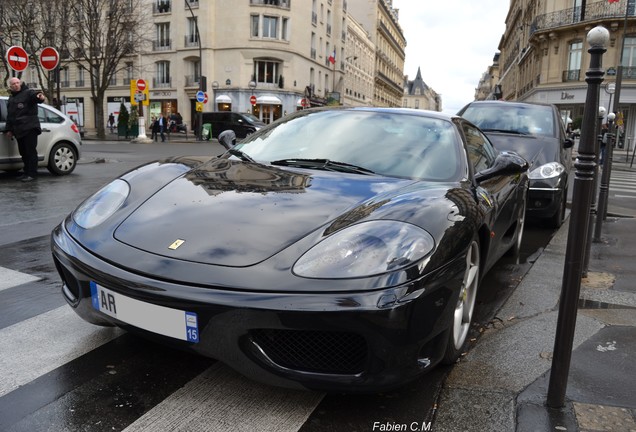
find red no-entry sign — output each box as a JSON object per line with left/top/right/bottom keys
{"left": 39, "top": 47, "right": 59, "bottom": 71}
{"left": 250, "top": 95, "right": 257, "bottom": 105}
{"left": 136, "top": 79, "right": 147, "bottom": 91}
{"left": 6, "top": 46, "right": 29, "bottom": 72}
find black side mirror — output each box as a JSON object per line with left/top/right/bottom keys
{"left": 475, "top": 151, "right": 529, "bottom": 183}
{"left": 563, "top": 137, "right": 574, "bottom": 149}
{"left": 218, "top": 130, "right": 236, "bottom": 150}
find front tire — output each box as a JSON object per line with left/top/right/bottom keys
{"left": 442, "top": 238, "right": 480, "bottom": 364}
{"left": 508, "top": 191, "right": 527, "bottom": 257}
{"left": 47, "top": 142, "right": 77, "bottom": 175}
{"left": 546, "top": 188, "right": 567, "bottom": 229}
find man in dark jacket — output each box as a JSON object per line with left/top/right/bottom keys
{"left": 5, "top": 77, "right": 46, "bottom": 182}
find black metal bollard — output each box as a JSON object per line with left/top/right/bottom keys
{"left": 547, "top": 25, "right": 609, "bottom": 409}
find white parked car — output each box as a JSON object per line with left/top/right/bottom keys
{"left": 0, "top": 96, "right": 82, "bottom": 175}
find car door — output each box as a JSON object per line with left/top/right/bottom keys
{"left": 462, "top": 121, "right": 523, "bottom": 263}
{"left": 0, "top": 98, "right": 21, "bottom": 166}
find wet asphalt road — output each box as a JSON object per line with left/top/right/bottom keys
{"left": 0, "top": 139, "right": 557, "bottom": 431}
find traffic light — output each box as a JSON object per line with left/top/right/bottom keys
{"left": 200, "top": 75, "right": 207, "bottom": 92}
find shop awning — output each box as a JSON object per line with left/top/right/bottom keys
{"left": 215, "top": 94, "right": 232, "bottom": 103}
{"left": 257, "top": 95, "right": 282, "bottom": 105}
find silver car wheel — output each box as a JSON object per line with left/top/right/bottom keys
{"left": 451, "top": 239, "right": 480, "bottom": 350}
{"left": 48, "top": 143, "right": 77, "bottom": 175}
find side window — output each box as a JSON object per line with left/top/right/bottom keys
{"left": 0, "top": 99, "right": 7, "bottom": 122}
{"left": 38, "top": 106, "right": 47, "bottom": 123}
{"left": 462, "top": 122, "right": 497, "bottom": 173}
{"left": 38, "top": 107, "right": 64, "bottom": 124}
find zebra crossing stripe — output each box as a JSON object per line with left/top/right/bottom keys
{"left": 0, "top": 266, "right": 40, "bottom": 292}
{"left": 0, "top": 306, "right": 123, "bottom": 398}
{"left": 124, "top": 363, "right": 324, "bottom": 432}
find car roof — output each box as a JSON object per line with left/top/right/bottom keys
{"left": 302, "top": 106, "right": 461, "bottom": 122}
{"left": 461, "top": 100, "right": 556, "bottom": 110}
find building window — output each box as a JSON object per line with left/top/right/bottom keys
{"left": 282, "top": 17, "right": 289, "bottom": 40}
{"left": 126, "top": 62, "right": 134, "bottom": 81}
{"left": 254, "top": 60, "right": 280, "bottom": 84}
{"left": 155, "top": 23, "right": 171, "bottom": 50}
{"left": 263, "top": 15, "right": 279, "bottom": 38}
{"left": 623, "top": 36, "right": 636, "bottom": 66}
{"left": 156, "top": 61, "right": 171, "bottom": 87}
{"left": 568, "top": 41, "right": 582, "bottom": 72}
{"left": 251, "top": 15, "right": 259, "bottom": 37}
{"left": 187, "top": 17, "right": 199, "bottom": 45}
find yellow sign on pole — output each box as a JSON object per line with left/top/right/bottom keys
{"left": 196, "top": 102, "right": 203, "bottom": 112}
{"left": 130, "top": 79, "right": 150, "bottom": 106}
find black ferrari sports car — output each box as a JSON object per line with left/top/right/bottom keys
{"left": 52, "top": 107, "right": 528, "bottom": 392}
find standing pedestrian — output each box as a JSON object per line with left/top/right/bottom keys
{"left": 108, "top": 113, "right": 115, "bottom": 133}
{"left": 5, "top": 77, "right": 46, "bottom": 182}
{"left": 159, "top": 114, "right": 167, "bottom": 142}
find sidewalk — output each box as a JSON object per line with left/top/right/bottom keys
{"left": 434, "top": 163, "right": 636, "bottom": 431}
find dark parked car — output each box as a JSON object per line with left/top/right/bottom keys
{"left": 200, "top": 111, "right": 265, "bottom": 139}
{"left": 458, "top": 100, "right": 573, "bottom": 228}
{"left": 52, "top": 107, "right": 528, "bottom": 392}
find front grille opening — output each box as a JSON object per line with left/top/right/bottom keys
{"left": 251, "top": 329, "right": 367, "bottom": 375}
{"left": 53, "top": 256, "right": 80, "bottom": 302}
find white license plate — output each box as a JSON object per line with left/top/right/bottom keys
{"left": 90, "top": 281, "right": 199, "bottom": 343}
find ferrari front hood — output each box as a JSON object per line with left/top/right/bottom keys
{"left": 114, "top": 159, "right": 410, "bottom": 267}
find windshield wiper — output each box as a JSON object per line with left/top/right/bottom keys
{"left": 270, "top": 158, "right": 375, "bottom": 175}
{"left": 227, "top": 148, "right": 255, "bottom": 162}
{"left": 481, "top": 128, "right": 530, "bottom": 135}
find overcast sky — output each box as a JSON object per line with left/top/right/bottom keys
{"left": 392, "top": 0, "right": 509, "bottom": 114}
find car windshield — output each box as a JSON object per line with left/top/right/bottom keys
{"left": 234, "top": 109, "right": 462, "bottom": 180}
{"left": 461, "top": 104, "right": 555, "bottom": 137}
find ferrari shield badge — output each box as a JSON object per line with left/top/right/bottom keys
{"left": 168, "top": 239, "right": 185, "bottom": 250}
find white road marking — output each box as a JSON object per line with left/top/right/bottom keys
{"left": 0, "top": 266, "right": 41, "bottom": 291}
{"left": 124, "top": 363, "right": 324, "bottom": 432}
{"left": 0, "top": 306, "right": 123, "bottom": 397}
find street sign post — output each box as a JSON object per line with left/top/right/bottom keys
{"left": 6, "top": 46, "right": 29, "bottom": 72}
{"left": 250, "top": 95, "right": 257, "bottom": 105}
{"left": 196, "top": 90, "right": 205, "bottom": 103}
{"left": 39, "top": 47, "right": 59, "bottom": 71}
{"left": 136, "top": 79, "right": 147, "bottom": 92}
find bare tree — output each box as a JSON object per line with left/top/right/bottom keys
{"left": 1, "top": 0, "right": 149, "bottom": 138}
{"left": 62, "top": 0, "right": 149, "bottom": 139}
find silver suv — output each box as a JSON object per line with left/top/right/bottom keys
{"left": 0, "top": 96, "right": 82, "bottom": 175}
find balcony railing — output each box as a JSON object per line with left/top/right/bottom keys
{"left": 532, "top": 2, "right": 634, "bottom": 35}
{"left": 153, "top": 40, "right": 172, "bottom": 51}
{"left": 250, "top": 0, "right": 291, "bottom": 7}
{"left": 185, "top": 75, "right": 200, "bottom": 87}
{"left": 153, "top": 1, "right": 171, "bottom": 14}
{"left": 562, "top": 69, "right": 581, "bottom": 82}
{"left": 184, "top": 35, "right": 199, "bottom": 48}
{"left": 153, "top": 78, "right": 172, "bottom": 88}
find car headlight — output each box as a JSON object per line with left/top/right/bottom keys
{"left": 72, "top": 179, "right": 130, "bottom": 229}
{"left": 293, "top": 221, "right": 435, "bottom": 279}
{"left": 529, "top": 162, "right": 565, "bottom": 179}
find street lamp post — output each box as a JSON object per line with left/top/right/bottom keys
{"left": 582, "top": 106, "right": 607, "bottom": 278}
{"left": 248, "top": 80, "right": 256, "bottom": 114}
{"left": 185, "top": 0, "right": 203, "bottom": 140}
{"left": 546, "top": 25, "right": 609, "bottom": 409}
{"left": 211, "top": 80, "right": 219, "bottom": 112}
{"left": 594, "top": 112, "right": 616, "bottom": 241}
